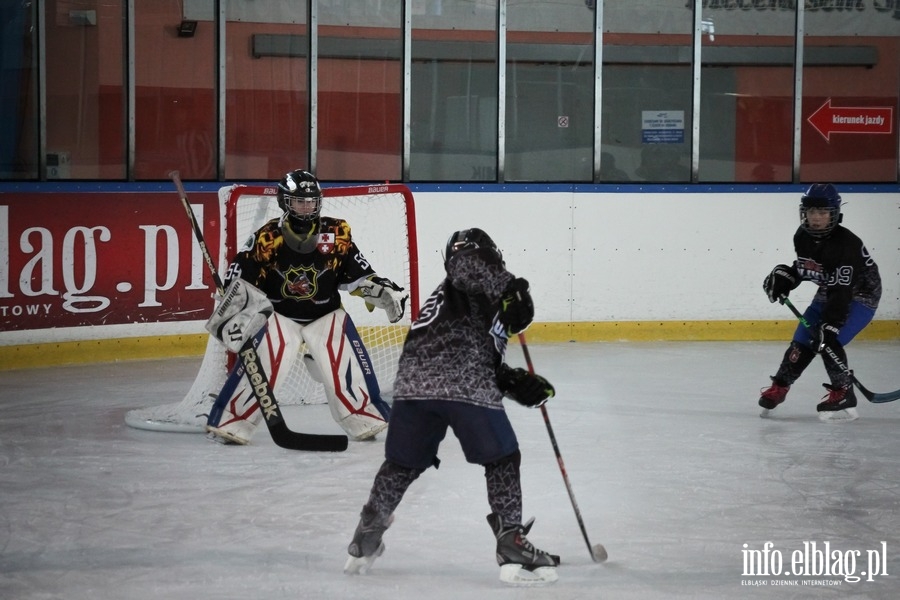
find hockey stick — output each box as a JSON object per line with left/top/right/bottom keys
{"left": 517, "top": 333, "right": 608, "bottom": 563}
{"left": 170, "top": 170, "right": 348, "bottom": 451}
{"left": 780, "top": 296, "right": 900, "bottom": 404}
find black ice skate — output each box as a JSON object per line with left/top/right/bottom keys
{"left": 816, "top": 383, "right": 858, "bottom": 422}
{"left": 758, "top": 377, "right": 789, "bottom": 417}
{"left": 487, "top": 513, "right": 560, "bottom": 585}
{"left": 344, "top": 509, "right": 394, "bottom": 575}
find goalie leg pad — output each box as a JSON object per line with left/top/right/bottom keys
{"left": 206, "top": 314, "right": 305, "bottom": 444}
{"left": 260, "top": 313, "right": 307, "bottom": 401}
{"left": 302, "top": 309, "right": 390, "bottom": 441}
{"left": 207, "top": 411, "right": 262, "bottom": 445}
{"left": 206, "top": 376, "right": 263, "bottom": 445}
{"left": 205, "top": 278, "right": 274, "bottom": 353}
{"left": 206, "top": 344, "right": 264, "bottom": 445}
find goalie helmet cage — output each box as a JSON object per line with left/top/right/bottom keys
{"left": 125, "top": 183, "right": 419, "bottom": 433}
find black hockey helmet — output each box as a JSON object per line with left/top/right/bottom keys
{"left": 444, "top": 228, "right": 502, "bottom": 270}
{"left": 799, "top": 183, "right": 842, "bottom": 238}
{"left": 277, "top": 169, "right": 322, "bottom": 251}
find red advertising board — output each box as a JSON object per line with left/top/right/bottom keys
{"left": 0, "top": 191, "right": 222, "bottom": 332}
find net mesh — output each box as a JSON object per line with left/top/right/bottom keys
{"left": 125, "top": 183, "right": 416, "bottom": 432}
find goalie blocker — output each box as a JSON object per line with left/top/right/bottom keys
{"left": 206, "top": 279, "right": 273, "bottom": 353}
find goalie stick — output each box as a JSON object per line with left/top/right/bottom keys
{"left": 170, "top": 170, "right": 349, "bottom": 451}
{"left": 780, "top": 296, "right": 900, "bottom": 404}
{"left": 517, "top": 333, "right": 608, "bottom": 563}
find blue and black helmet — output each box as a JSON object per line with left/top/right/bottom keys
{"left": 799, "top": 183, "right": 842, "bottom": 238}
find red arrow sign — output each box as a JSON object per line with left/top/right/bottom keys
{"left": 807, "top": 99, "right": 893, "bottom": 141}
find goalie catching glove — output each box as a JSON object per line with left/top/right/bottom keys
{"left": 498, "top": 278, "right": 534, "bottom": 334}
{"left": 497, "top": 363, "right": 555, "bottom": 408}
{"left": 353, "top": 275, "right": 408, "bottom": 323}
{"left": 205, "top": 278, "right": 274, "bottom": 353}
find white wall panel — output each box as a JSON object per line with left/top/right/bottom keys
{"left": 414, "top": 189, "right": 900, "bottom": 321}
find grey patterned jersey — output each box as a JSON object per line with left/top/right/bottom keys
{"left": 392, "top": 247, "right": 516, "bottom": 409}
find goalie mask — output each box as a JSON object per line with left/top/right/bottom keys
{"left": 799, "top": 183, "right": 842, "bottom": 239}
{"left": 277, "top": 169, "right": 322, "bottom": 252}
{"left": 444, "top": 228, "right": 503, "bottom": 271}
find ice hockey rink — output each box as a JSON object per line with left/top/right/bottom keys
{"left": 1, "top": 340, "right": 898, "bottom": 600}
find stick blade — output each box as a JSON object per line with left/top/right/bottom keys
{"left": 868, "top": 390, "right": 900, "bottom": 404}
{"left": 853, "top": 378, "right": 900, "bottom": 404}
{"left": 268, "top": 420, "right": 349, "bottom": 451}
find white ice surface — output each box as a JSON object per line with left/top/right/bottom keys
{"left": 1, "top": 341, "right": 899, "bottom": 600}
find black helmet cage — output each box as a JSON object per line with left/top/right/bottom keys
{"left": 277, "top": 169, "right": 323, "bottom": 225}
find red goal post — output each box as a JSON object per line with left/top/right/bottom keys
{"left": 125, "top": 183, "right": 419, "bottom": 433}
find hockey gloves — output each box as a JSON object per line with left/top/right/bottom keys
{"left": 205, "top": 278, "right": 274, "bottom": 353}
{"left": 354, "top": 275, "right": 409, "bottom": 323}
{"left": 763, "top": 264, "right": 800, "bottom": 303}
{"left": 817, "top": 322, "right": 841, "bottom": 353}
{"left": 498, "top": 278, "right": 534, "bottom": 334}
{"left": 497, "top": 364, "right": 555, "bottom": 408}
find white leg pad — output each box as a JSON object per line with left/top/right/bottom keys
{"left": 263, "top": 313, "right": 308, "bottom": 400}
{"left": 207, "top": 417, "right": 260, "bottom": 445}
{"left": 207, "top": 313, "right": 305, "bottom": 444}
{"left": 302, "top": 309, "right": 389, "bottom": 441}
{"left": 206, "top": 378, "right": 263, "bottom": 444}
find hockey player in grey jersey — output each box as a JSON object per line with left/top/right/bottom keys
{"left": 344, "top": 228, "right": 560, "bottom": 584}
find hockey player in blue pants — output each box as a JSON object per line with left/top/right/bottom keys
{"left": 344, "top": 228, "right": 560, "bottom": 584}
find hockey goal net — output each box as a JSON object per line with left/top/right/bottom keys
{"left": 125, "top": 183, "right": 418, "bottom": 432}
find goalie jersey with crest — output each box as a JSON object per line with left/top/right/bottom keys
{"left": 226, "top": 216, "right": 374, "bottom": 321}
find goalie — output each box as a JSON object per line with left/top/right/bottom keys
{"left": 204, "top": 169, "right": 408, "bottom": 444}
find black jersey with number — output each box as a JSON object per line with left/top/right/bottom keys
{"left": 792, "top": 224, "right": 881, "bottom": 326}
{"left": 224, "top": 216, "right": 375, "bottom": 324}
{"left": 393, "top": 247, "right": 516, "bottom": 409}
